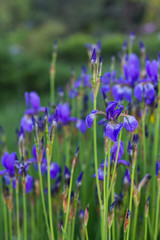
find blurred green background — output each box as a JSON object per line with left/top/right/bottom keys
{"left": 0, "top": 0, "right": 160, "bottom": 149}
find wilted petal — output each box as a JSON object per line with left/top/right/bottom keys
{"left": 105, "top": 122, "right": 123, "bottom": 142}
{"left": 123, "top": 115, "right": 138, "bottom": 131}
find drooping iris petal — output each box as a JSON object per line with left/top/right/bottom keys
{"left": 93, "top": 168, "right": 106, "bottom": 181}
{"left": 57, "top": 103, "right": 71, "bottom": 124}
{"left": 86, "top": 110, "right": 98, "bottom": 128}
{"left": 50, "top": 162, "right": 60, "bottom": 179}
{"left": 25, "top": 175, "right": 33, "bottom": 193}
{"left": 21, "top": 115, "right": 33, "bottom": 132}
{"left": 123, "top": 115, "right": 138, "bottom": 131}
{"left": 75, "top": 119, "right": 87, "bottom": 134}
{"left": 112, "top": 84, "right": 123, "bottom": 102}
{"left": 111, "top": 140, "right": 124, "bottom": 161}
{"left": 134, "top": 83, "right": 143, "bottom": 101}
{"left": 0, "top": 169, "right": 8, "bottom": 176}
{"left": 105, "top": 122, "right": 123, "bottom": 142}
{"left": 117, "top": 159, "right": 130, "bottom": 167}
{"left": 123, "top": 86, "right": 132, "bottom": 102}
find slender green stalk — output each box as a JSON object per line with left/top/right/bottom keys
{"left": 93, "top": 96, "right": 102, "bottom": 208}
{"left": 9, "top": 182, "right": 12, "bottom": 240}
{"left": 154, "top": 183, "right": 160, "bottom": 240}
{"left": 142, "top": 112, "right": 146, "bottom": 175}
{"left": 63, "top": 164, "right": 74, "bottom": 237}
{"left": 22, "top": 178, "right": 27, "bottom": 240}
{"left": 111, "top": 188, "right": 115, "bottom": 240}
{"left": 31, "top": 203, "right": 35, "bottom": 240}
{"left": 126, "top": 157, "right": 136, "bottom": 240}
{"left": 104, "top": 139, "right": 111, "bottom": 239}
{"left": 3, "top": 200, "right": 8, "bottom": 240}
{"left": 38, "top": 163, "right": 51, "bottom": 238}
{"left": 108, "top": 131, "right": 122, "bottom": 198}
{"left": 144, "top": 216, "right": 147, "bottom": 240}
{"left": 132, "top": 205, "right": 138, "bottom": 240}
{"left": 109, "top": 227, "right": 111, "bottom": 240}
{"left": 46, "top": 148, "right": 55, "bottom": 240}
{"left": 71, "top": 217, "right": 76, "bottom": 240}
{"left": 85, "top": 226, "right": 89, "bottom": 240}
{"left": 16, "top": 181, "right": 20, "bottom": 240}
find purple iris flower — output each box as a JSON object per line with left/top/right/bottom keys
{"left": 64, "top": 166, "right": 71, "bottom": 185}
{"left": 105, "top": 122, "right": 123, "bottom": 142}
{"left": 0, "top": 152, "right": 17, "bottom": 177}
{"left": 93, "top": 168, "right": 106, "bottom": 181}
{"left": 75, "top": 119, "right": 87, "bottom": 134}
{"left": 25, "top": 175, "right": 33, "bottom": 193}
{"left": 123, "top": 169, "right": 131, "bottom": 185}
{"left": 156, "top": 161, "right": 160, "bottom": 177}
{"left": 146, "top": 60, "right": 158, "bottom": 83}
{"left": 76, "top": 172, "right": 83, "bottom": 188}
{"left": 29, "top": 145, "right": 47, "bottom": 174}
{"left": 74, "top": 69, "right": 91, "bottom": 89}
{"left": 112, "top": 85, "right": 132, "bottom": 102}
{"left": 123, "top": 53, "right": 140, "bottom": 86}
{"left": 134, "top": 82, "right": 155, "bottom": 105}
{"left": 69, "top": 88, "right": 78, "bottom": 99}
{"left": 21, "top": 92, "right": 46, "bottom": 132}
{"left": 86, "top": 110, "right": 98, "bottom": 128}
{"left": 56, "top": 103, "right": 71, "bottom": 124}
{"left": 123, "top": 115, "right": 139, "bottom": 131}
{"left": 106, "top": 101, "right": 124, "bottom": 121}
{"left": 50, "top": 162, "right": 60, "bottom": 179}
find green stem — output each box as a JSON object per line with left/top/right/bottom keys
{"left": 85, "top": 225, "right": 89, "bottom": 240}
{"left": 16, "top": 181, "right": 20, "bottom": 240}
{"left": 3, "top": 200, "right": 8, "bottom": 240}
{"left": 31, "top": 204, "right": 35, "bottom": 240}
{"left": 132, "top": 205, "right": 138, "bottom": 240}
{"left": 111, "top": 188, "right": 115, "bottom": 240}
{"left": 63, "top": 165, "right": 74, "bottom": 237}
{"left": 71, "top": 217, "right": 76, "bottom": 240}
{"left": 154, "top": 184, "right": 160, "bottom": 240}
{"left": 108, "top": 130, "right": 122, "bottom": 198}
{"left": 46, "top": 148, "right": 55, "bottom": 240}
{"left": 23, "top": 178, "right": 27, "bottom": 240}
{"left": 104, "top": 139, "right": 111, "bottom": 239}
{"left": 109, "top": 227, "right": 111, "bottom": 240}
{"left": 144, "top": 216, "right": 147, "bottom": 240}
{"left": 9, "top": 182, "right": 12, "bottom": 240}
{"left": 142, "top": 113, "right": 146, "bottom": 175}
{"left": 93, "top": 96, "right": 102, "bottom": 208}
{"left": 38, "top": 162, "right": 51, "bottom": 238}
{"left": 126, "top": 156, "right": 136, "bottom": 240}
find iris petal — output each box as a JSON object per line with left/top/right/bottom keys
{"left": 105, "top": 122, "right": 123, "bottom": 142}
{"left": 123, "top": 115, "right": 138, "bottom": 131}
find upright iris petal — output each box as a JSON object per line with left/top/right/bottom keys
{"left": 105, "top": 122, "right": 123, "bottom": 142}
{"left": 86, "top": 110, "right": 98, "bottom": 128}
{"left": 123, "top": 115, "right": 138, "bottom": 131}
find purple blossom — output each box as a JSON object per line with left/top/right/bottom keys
{"left": 56, "top": 103, "right": 71, "bottom": 124}
{"left": 123, "top": 169, "right": 131, "bottom": 185}
{"left": 75, "top": 119, "right": 87, "bottom": 134}
{"left": 146, "top": 60, "right": 158, "bottom": 83}
{"left": 91, "top": 48, "right": 97, "bottom": 64}
{"left": 134, "top": 82, "right": 155, "bottom": 105}
{"left": 86, "top": 110, "right": 98, "bottom": 128}
{"left": 25, "top": 175, "right": 33, "bottom": 193}
{"left": 0, "top": 152, "right": 17, "bottom": 177}
{"left": 106, "top": 101, "right": 123, "bottom": 121}
{"left": 123, "top": 115, "right": 138, "bottom": 131}
{"left": 105, "top": 122, "right": 123, "bottom": 142}
{"left": 50, "top": 162, "right": 60, "bottom": 179}
{"left": 93, "top": 168, "right": 106, "bottom": 181}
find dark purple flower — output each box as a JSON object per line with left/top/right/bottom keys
{"left": 146, "top": 60, "right": 158, "bottom": 82}
{"left": 105, "top": 122, "right": 123, "bottom": 142}
{"left": 75, "top": 119, "right": 87, "bottom": 134}
{"left": 50, "top": 162, "right": 60, "bottom": 179}
{"left": 106, "top": 101, "right": 123, "bottom": 121}
{"left": 156, "top": 161, "right": 160, "bottom": 177}
{"left": 93, "top": 168, "right": 106, "bottom": 181}
{"left": 86, "top": 110, "right": 98, "bottom": 128}
{"left": 123, "top": 169, "right": 131, "bottom": 185}
{"left": 1, "top": 152, "right": 17, "bottom": 177}
{"left": 127, "top": 141, "right": 132, "bottom": 156}
{"left": 134, "top": 82, "right": 155, "bottom": 105}
{"left": 111, "top": 140, "right": 124, "bottom": 161}
{"left": 25, "top": 175, "right": 33, "bottom": 193}
{"left": 91, "top": 48, "right": 97, "bottom": 64}
{"left": 64, "top": 166, "right": 70, "bottom": 185}
{"left": 123, "top": 115, "right": 138, "bottom": 131}
{"left": 76, "top": 172, "right": 83, "bottom": 188}
{"left": 56, "top": 103, "right": 71, "bottom": 124}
